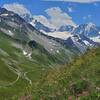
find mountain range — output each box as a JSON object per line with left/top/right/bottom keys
{"left": 27, "top": 14, "right": 100, "bottom": 53}
{"left": 0, "top": 7, "right": 100, "bottom": 59}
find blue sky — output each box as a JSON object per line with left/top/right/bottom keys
{"left": 0, "top": 0, "right": 100, "bottom": 27}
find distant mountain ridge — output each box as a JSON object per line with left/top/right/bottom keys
{"left": 0, "top": 7, "right": 75, "bottom": 63}
{"left": 29, "top": 16, "right": 100, "bottom": 42}
{"left": 28, "top": 17, "right": 100, "bottom": 52}
{"left": 0, "top": 7, "right": 100, "bottom": 56}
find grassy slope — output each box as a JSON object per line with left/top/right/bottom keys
{"left": 32, "top": 48, "right": 100, "bottom": 100}
{"left": 0, "top": 30, "right": 74, "bottom": 100}
{"left": 0, "top": 31, "right": 58, "bottom": 100}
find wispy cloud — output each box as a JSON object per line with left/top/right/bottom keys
{"left": 43, "top": 0, "right": 100, "bottom": 3}
{"left": 45, "top": 7, "right": 76, "bottom": 28}
{"left": 3, "top": 3, "right": 31, "bottom": 16}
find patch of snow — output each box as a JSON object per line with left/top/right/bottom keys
{"left": 83, "top": 40, "right": 92, "bottom": 46}
{"left": 46, "top": 31, "right": 72, "bottom": 40}
{"left": 90, "top": 36, "right": 100, "bottom": 43}
{"left": 85, "top": 22, "right": 95, "bottom": 32}
{"left": 26, "top": 53, "right": 32, "bottom": 59}
{"left": 56, "top": 50, "right": 60, "bottom": 53}
{"left": 50, "top": 48, "right": 53, "bottom": 51}
{"left": 23, "top": 50, "right": 27, "bottom": 55}
{"left": 71, "top": 35, "right": 80, "bottom": 42}
{"left": 23, "top": 50, "right": 32, "bottom": 59}
{"left": 0, "top": 13, "right": 8, "bottom": 16}
{"left": 30, "top": 20, "right": 35, "bottom": 27}
{"left": 39, "top": 29, "right": 47, "bottom": 34}
{"left": 8, "top": 30, "right": 14, "bottom": 36}
{"left": 49, "top": 41, "right": 52, "bottom": 44}
{"left": 71, "top": 36, "right": 85, "bottom": 47}
{"left": 73, "top": 37, "right": 79, "bottom": 41}
{"left": 0, "top": 28, "right": 14, "bottom": 37}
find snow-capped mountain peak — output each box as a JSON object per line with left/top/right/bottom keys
{"left": 85, "top": 22, "right": 96, "bottom": 32}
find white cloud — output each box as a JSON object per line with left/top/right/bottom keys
{"left": 33, "top": 15, "right": 55, "bottom": 29}
{"left": 44, "top": 0, "right": 100, "bottom": 3}
{"left": 45, "top": 7, "right": 76, "bottom": 28}
{"left": 3, "top": 3, "right": 31, "bottom": 16}
{"left": 33, "top": 7, "right": 76, "bottom": 29}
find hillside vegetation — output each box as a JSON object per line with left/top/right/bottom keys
{"left": 31, "top": 48, "right": 100, "bottom": 100}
